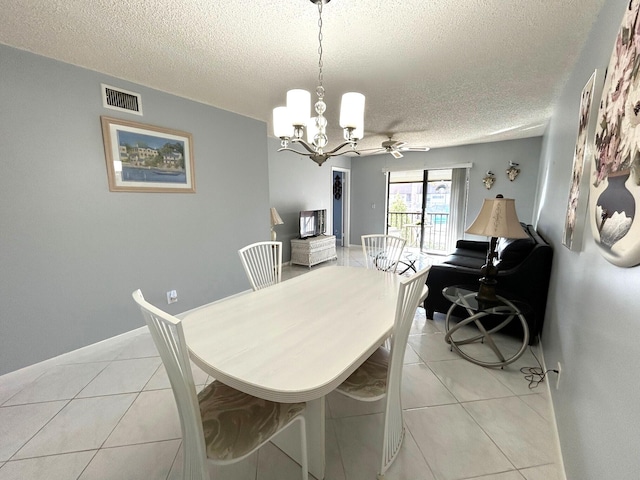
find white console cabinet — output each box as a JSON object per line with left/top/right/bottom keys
{"left": 290, "top": 235, "right": 337, "bottom": 267}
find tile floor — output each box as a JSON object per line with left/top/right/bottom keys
{"left": 0, "top": 247, "right": 565, "bottom": 480}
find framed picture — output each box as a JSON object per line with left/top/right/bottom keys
{"left": 589, "top": 0, "right": 640, "bottom": 267}
{"left": 562, "top": 69, "right": 603, "bottom": 251}
{"left": 101, "top": 116, "right": 195, "bottom": 193}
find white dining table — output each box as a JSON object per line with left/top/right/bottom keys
{"left": 182, "top": 265, "right": 404, "bottom": 479}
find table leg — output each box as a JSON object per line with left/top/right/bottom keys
{"left": 271, "top": 397, "right": 325, "bottom": 479}
{"left": 444, "top": 300, "right": 529, "bottom": 368}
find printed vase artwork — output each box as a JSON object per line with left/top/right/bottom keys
{"left": 563, "top": 70, "right": 602, "bottom": 251}
{"left": 594, "top": 170, "right": 635, "bottom": 247}
{"left": 590, "top": 0, "right": 640, "bottom": 267}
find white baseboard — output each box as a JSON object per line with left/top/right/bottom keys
{"left": 1, "top": 291, "right": 254, "bottom": 381}
{"left": 0, "top": 327, "right": 146, "bottom": 383}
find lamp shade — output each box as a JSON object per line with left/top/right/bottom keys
{"left": 270, "top": 207, "right": 284, "bottom": 227}
{"left": 339, "top": 92, "right": 365, "bottom": 129}
{"left": 273, "top": 106, "right": 293, "bottom": 138}
{"left": 286, "top": 89, "right": 311, "bottom": 127}
{"left": 465, "top": 196, "right": 527, "bottom": 238}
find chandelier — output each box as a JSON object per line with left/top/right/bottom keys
{"left": 272, "top": 0, "right": 365, "bottom": 166}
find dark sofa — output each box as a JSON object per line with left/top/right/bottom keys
{"left": 424, "top": 223, "right": 553, "bottom": 343}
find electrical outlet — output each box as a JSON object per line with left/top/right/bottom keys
{"left": 167, "top": 290, "right": 178, "bottom": 304}
{"left": 555, "top": 362, "right": 562, "bottom": 389}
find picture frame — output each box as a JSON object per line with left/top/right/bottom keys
{"left": 589, "top": 0, "right": 640, "bottom": 267}
{"left": 562, "top": 69, "right": 603, "bottom": 251}
{"left": 101, "top": 116, "right": 195, "bottom": 193}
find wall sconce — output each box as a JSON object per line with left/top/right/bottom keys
{"left": 482, "top": 171, "right": 495, "bottom": 189}
{"left": 506, "top": 161, "right": 520, "bottom": 181}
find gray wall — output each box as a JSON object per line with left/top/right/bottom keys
{"left": 0, "top": 45, "right": 271, "bottom": 375}
{"left": 536, "top": 0, "right": 640, "bottom": 478}
{"left": 350, "top": 137, "right": 543, "bottom": 244}
{"left": 267, "top": 136, "right": 351, "bottom": 261}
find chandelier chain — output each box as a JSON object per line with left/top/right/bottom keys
{"left": 317, "top": 1, "right": 323, "bottom": 93}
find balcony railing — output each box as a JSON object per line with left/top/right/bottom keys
{"left": 387, "top": 211, "right": 450, "bottom": 253}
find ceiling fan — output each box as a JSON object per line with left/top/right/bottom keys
{"left": 360, "top": 137, "right": 430, "bottom": 158}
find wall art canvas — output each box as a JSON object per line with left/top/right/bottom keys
{"left": 563, "top": 69, "right": 603, "bottom": 251}
{"left": 101, "top": 116, "right": 195, "bottom": 193}
{"left": 590, "top": 0, "right": 640, "bottom": 267}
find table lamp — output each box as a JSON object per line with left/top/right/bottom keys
{"left": 270, "top": 207, "right": 284, "bottom": 241}
{"left": 465, "top": 194, "right": 527, "bottom": 304}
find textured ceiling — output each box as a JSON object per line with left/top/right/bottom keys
{"left": 0, "top": 0, "right": 607, "bottom": 155}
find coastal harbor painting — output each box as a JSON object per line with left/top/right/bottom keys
{"left": 101, "top": 116, "right": 195, "bottom": 192}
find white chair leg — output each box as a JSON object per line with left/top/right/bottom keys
{"left": 182, "top": 440, "right": 209, "bottom": 480}
{"left": 379, "top": 397, "right": 404, "bottom": 477}
{"left": 298, "top": 416, "right": 309, "bottom": 480}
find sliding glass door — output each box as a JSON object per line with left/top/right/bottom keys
{"left": 387, "top": 168, "right": 467, "bottom": 254}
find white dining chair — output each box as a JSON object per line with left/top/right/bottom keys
{"left": 361, "top": 234, "right": 407, "bottom": 273}
{"left": 132, "top": 290, "right": 308, "bottom": 480}
{"left": 238, "top": 241, "right": 283, "bottom": 291}
{"left": 334, "top": 266, "right": 431, "bottom": 479}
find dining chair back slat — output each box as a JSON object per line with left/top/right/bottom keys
{"left": 132, "top": 289, "right": 309, "bottom": 480}
{"left": 334, "top": 266, "right": 431, "bottom": 477}
{"left": 132, "top": 290, "right": 209, "bottom": 479}
{"left": 238, "top": 241, "right": 283, "bottom": 291}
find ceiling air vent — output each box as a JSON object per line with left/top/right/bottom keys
{"left": 101, "top": 84, "right": 143, "bottom": 115}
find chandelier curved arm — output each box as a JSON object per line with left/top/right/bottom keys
{"left": 277, "top": 146, "right": 310, "bottom": 156}
{"left": 289, "top": 138, "right": 318, "bottom": 155}
{"left": 279, "top": 140, "right": 361, "bottom": 167}
{"left": 325, "top": 141, "right": 360, "bottom": 156}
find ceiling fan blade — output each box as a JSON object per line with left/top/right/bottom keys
{"left": 390, "top": 149, "right": 404, "bottom": 159}
{"left": 401, "top": 146, "right": 431, "bottom": 152}
{"left": 382, "top": 140, "right": 406, "bottom": 149}
{"left": 357, "top": 147, "right": 385, "bottom": 153}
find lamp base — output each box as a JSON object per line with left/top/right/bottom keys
{"left": 475, "top": 278, "right": 499, "bottom": 308}
{"left": 270, "top": 229, "right": 277, "bottom": 242}
{"left": 476, "top": 238, "right": 499, "bottom": 308}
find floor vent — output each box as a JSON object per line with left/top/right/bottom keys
{"left": 101, "top": 84, "right": 143, "bottom": 115}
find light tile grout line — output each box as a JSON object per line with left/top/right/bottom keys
{"left": 402, "top": 316, "right": 558, "bottom": 478}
